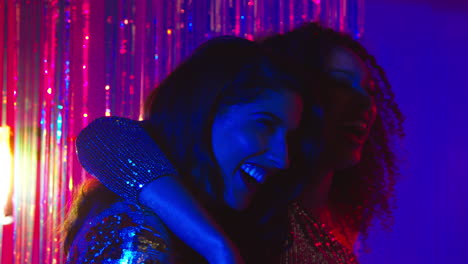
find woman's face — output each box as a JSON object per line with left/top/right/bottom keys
{"left": 211, "top": 89, "right": 302, "bottom": 210}
{"left": 322, "top": 46, "right": 377, "bottom": 169}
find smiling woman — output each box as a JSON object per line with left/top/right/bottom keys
{"left": 65, "top": 23, "right": 403, "bottom": 264}
{"left": 64, "top": 36, "right": 315, "bottom": 263}
{"left": 211, "top": 89, "right": 302, "bottom": 210}
{"left": 323, "top": 46, "right": 378, "bottom": 169}
{"left": 259, "top": 23, "right": 404, "bottom": 260}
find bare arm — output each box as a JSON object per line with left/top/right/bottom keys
{"left": 141, "top": 177, "right": 243, "bottom": 264}
{"left": 75, "top": 117, "right": 243, "bottom": 264}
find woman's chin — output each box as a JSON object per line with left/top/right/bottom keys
{"left": 333, "top": 149, "right": 363, "bottom": 170}
{"left": 224, "top": 194, "right": 253, "bottom": 211}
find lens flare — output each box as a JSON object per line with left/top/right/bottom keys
{"left": 0, "top": 126, "right": 13, "bottom": 225}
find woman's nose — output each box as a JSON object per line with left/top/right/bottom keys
{"left": 356, "top": 87, "right": 374, "bottom": 110}
{"left": 268, "top": 136, "right": 290, "bottom": 169}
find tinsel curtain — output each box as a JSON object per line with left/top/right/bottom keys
{"left": 0, "top": 0, "right": 363, "bottom": 263}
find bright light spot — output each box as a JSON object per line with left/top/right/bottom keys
{"left": 56, "top": 114, "right": 63, "bottom": 140}
{"left": 68, "top": 177, "right": 73, "bottom": 192}
{"left": 83, "top": 113, "right": 88, "bottom": 118}
{"left": 85, "top": 35, "right": 89, "bottom": 40}
{"left": 82, "top": 65, "right": 87, "bottom": 69}
{"left": 105, "top": 110, "right": 111, "bottom": 117}
{"left": 47, "top": 88, "right": 52, "bottom": 94}
{"left": 167, "top": 29, "right": 172, "bottom": 35}
{"left": 105, "top": 85, "right": 110, "bottom": 90}
{"left": 0, "top": 126, "right": 12, "bottom": 225}
{"left": 124, "top": 19, "right": 129, "bottom": 25}
{"left": 0, "top": 216, "right": 13, "bottom": 225}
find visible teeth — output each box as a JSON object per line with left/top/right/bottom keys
{"left": 241, "top": 164, "right": 267, "bottom": 184}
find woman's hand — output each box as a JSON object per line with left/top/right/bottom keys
{"left": 140, "top": 177, "right": 244, "bottom": 264}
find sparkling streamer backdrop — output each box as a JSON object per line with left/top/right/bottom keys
{"left": 0, "top": 1, "right": 362, "bottom": 263}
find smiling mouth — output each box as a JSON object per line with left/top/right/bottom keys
{"left": 337, "top": 121, "right": 369, "bottom": 142}
{"left": 240, "top": 163, "right": 267, "bottom": 184}
{"left": 340, "top": 120, "right": 368, "bottom": 130}
{"left": 238, "top": 163, "right": 271, "bottom": 192}
{"left": 239, "top": 169, "right": 260, "bottom": 192}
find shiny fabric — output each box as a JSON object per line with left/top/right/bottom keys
{"left": 280, "top": 202, "right": 359, "bottom": 264}
{"left": 66, "top": 202, "right": 170, "bottom": 264}
{"left": 76, "top": 117, "right": 178, "bottom": 204}
{"left": 74, "top": 117, "right": 359, "bottom": 263}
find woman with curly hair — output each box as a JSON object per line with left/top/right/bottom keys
{"left": 67, "top": 23, "right": 404, "bottom": 263}
{"left": 259, "top": 22, "right": 404, "bottom": 262}
{"left": 64, "top": 36, "right": 315, "bottom": 263}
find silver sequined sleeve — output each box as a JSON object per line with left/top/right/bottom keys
{"left": 76, "top": 117, "right": 178, "bottom": 204}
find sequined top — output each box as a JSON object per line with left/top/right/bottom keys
{"left": 66, "top": 202, "right": 171, "bottom": 264}
{"left": 280, "top": 202, "right": 359, "bottom": 264}
{"left": 76, "top": 117, "right": 178, "bottom": 204}
{"left": 74, "top": 117, "right": 359, "bottom": 263}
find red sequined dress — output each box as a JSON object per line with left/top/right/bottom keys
{"left": 280, "top": 202, "right": 359, "bottom": 264}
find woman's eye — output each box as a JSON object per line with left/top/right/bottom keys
{"left": 330, "top": 72, "right": 353, "bottom": 83}
{"left": 256, "top": 119, "right": 276, "bottom": 133}
{"left": 334, "top": 79, "right": 353, "bottom": 89}
{"left": 328, "top": 75, "right": 353, "bottom": 88}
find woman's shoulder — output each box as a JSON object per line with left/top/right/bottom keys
{"left": 67, "top": 201, "right": 171, "bottom": 264}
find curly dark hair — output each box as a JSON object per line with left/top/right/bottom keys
{"left": 259, "top": 22, "right": 405, "bottom": 247}
{"left": 62, "top": 36, "right": 314, "bottom": 256}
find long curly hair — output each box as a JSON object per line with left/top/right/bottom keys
{"left": 62, "top": 36, "right": 314, "bottom": 256}
{"left": 259, "top": 22, "right": 405, "bottom": 246}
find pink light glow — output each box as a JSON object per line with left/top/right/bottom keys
{"left": 0, "top": 1, "right": 362, "bottom": 263}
